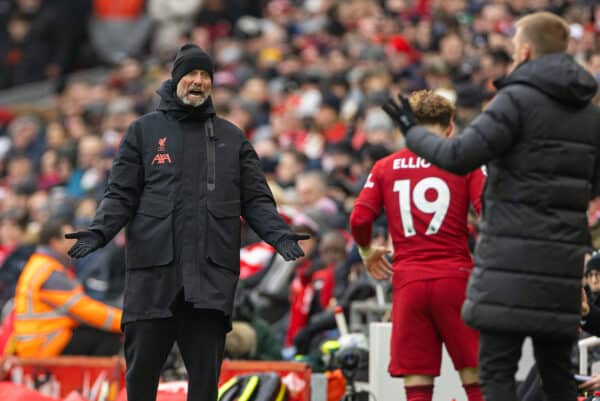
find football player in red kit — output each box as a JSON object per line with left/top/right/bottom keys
{"left": 350, "top": 90, "right": 485, "bottom": 401}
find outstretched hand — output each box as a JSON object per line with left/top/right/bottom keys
{"left": 275, "top": 233, "right": 310, "bottom": 261}
{"left": 382, "top": 94, "right": 417, "bottom": 134}
{"left": 65, "top": 230, "right": 104, "bottom": 258}
{"left": 361, "top": 246, "right": 393, "bottom": 280}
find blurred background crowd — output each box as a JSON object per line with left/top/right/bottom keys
{"left": 0, "top": 0, "right": 599, "bottom": 365}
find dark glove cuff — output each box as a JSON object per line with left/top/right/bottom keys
{"left": 89, "top": 229, "right": 107, "bottom": 245}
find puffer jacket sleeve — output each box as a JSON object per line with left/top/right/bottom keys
{"left": 239, "top": 139, "right": 290, "bottom": 246}
{"left": 405, "top": 90, "right": 521, "bottom": 175}
{"left": 90, "top": 121, "right": 144, "bottom": 242}
{"left": 40, "top": 271, "right": 122, "bottom": 332}
{"left": 592, "top": 139, "right": 600, "bottom": 199}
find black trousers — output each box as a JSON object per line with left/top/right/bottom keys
{"left": 479, "top": 331, "right": 576, "bottom": 401}
{"left": 61, "top": 326, "right": 121, "bottom": 356}
{"left": 123, "top": 295, "right": 226, "bottom": 401}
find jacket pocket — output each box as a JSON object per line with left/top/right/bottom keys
{"left": 206, "top": 199, "right": 241, "bottom": 272}
{"left": 126, "top": 193, "right": 174, "bottom": 269}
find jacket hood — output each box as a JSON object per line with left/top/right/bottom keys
{"left": 156, "top": 79, "right": 216, "bottom": 121}
{"left": 496, "top": 53, "right": 598, "bottom": 107}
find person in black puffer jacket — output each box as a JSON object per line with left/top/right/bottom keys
{"left": 383, "top": 12, "right": 600, "bottom": 401}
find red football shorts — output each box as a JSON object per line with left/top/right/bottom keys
{"left": 388, "top": 277, "right": 479, "bottom": 377}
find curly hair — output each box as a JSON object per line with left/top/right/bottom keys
{"left": 408, "top": 90, "right": 455, "bottom": 128}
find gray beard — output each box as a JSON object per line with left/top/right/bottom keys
{"left": 180, "top": 94, "right": 208, "bottom": 107}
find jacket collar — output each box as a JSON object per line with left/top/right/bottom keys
{"left": 493, "top": 53, "right": 598, "bottom": 107}
{"left": 156, "top": 79, "right": 217, "bottom": 123}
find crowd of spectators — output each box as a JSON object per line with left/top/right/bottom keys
{"left": 0, "top": 0, "right": 599, "bottom": 362}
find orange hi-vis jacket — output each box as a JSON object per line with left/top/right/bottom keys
{"left": 13, "top": 251, "right": 122, "bottom": 357}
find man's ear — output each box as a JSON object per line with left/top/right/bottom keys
{"left": 522, "top": 43, "right": 532, "bottom": 62}
{"left": 446, "top": 120, "right": 455, "bottom": 138}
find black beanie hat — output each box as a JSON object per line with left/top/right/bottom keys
{"left": 171, "top": 44, "right": 214, "bottom": 85}
{"left": 587, "top": 251, "right": 600, "bottom": 272}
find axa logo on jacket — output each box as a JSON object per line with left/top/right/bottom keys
{"left": 152, "top": 137, "right": 172, "bottom": 165}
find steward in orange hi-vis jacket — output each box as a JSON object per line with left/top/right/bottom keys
{"left": 13, "top": 220, "right": 122, "bottom": 358}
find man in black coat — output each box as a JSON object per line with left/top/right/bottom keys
{"left": 65, "top": 44, "right": 308, "bottom": 401}
{"left": 383, "top": 12, "right": 600, "bottom": 401}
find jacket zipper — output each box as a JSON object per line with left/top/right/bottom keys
{"left": 205, "top": 117, "right": 216, "bottom": 191}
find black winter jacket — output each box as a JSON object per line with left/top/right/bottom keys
{"left": 405, "top": 54, "right": 600, "bottom": 339}
{"left": 90, "top": 80, "right": 291, "bottom": 326}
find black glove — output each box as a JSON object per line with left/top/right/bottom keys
{"left": 65, "top": 230, "right": 105, "bottom": 258}
{"left": 274, "top": 233, "right": 310, "bottom": 261}
{"left": 382, "top": 94, "right": 417, "bottom": 134}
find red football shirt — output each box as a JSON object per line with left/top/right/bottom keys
{"left": 351, "top": 148, "right": 485, "bottom": 289}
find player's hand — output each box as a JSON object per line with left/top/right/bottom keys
{"left": 582, "top": 287, "right": 590, "bottom": 317}
{"left": 65, "top": 230, "right": 105, "bottom": 258}
{"left": 382, "top": 94, "right": 417, "bottom": 135}
{"left": 579, "top": 374, "right": 600, "bottom": 391}
{"left": 275, "top": 233, "right": 310, "bottom": 261}
{"left": 361, "top": 246, "right": 393, "bottom": 280}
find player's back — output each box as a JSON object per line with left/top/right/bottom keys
{"left": 362, "top": 148, "right": 484, "bottom": 285}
